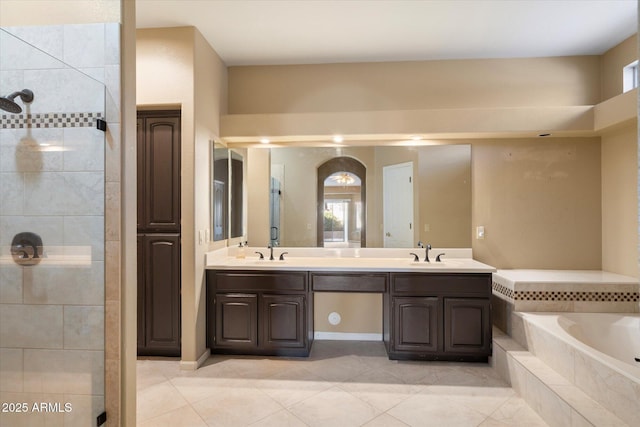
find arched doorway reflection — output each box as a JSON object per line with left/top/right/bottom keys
{"left": 317, "top": 157, "right": 366, "bottom": 247}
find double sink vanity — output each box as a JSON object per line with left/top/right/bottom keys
{"left": 206, "top": 247, "right": 495, "bottom": 362}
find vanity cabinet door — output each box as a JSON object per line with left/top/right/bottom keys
{"left": 393, "top": 297, "right": 441, "bottom": 353}
{"left": 215, "top": 294, "right": 258, "bottom": 349}
{"left": 444, "top": 298, "right": 491, "bottom": 355}
{"left": 261, "top": 294, "right": 306, "bottom": 350}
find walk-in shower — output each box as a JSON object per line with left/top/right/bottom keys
{"left": 0, "top": 89, "right": 34, "bottom": 113}
{"left": 0, "top": 26, "right": 107, "bottom": 426}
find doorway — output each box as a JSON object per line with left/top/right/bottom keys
{"left": 317, "top": 157, "right": 366, "bottom": 247}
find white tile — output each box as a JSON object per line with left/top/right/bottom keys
{"left": 388, "top": 389, "right": 487, "bottom": 427}
{"left": 0, "top": 304, "right": 63, "bottom": 349}
{"left": 137, "top": 380, "right": 189, "bottom": 423}
{"left": 488, "top": 396, "right": 548, "bottom": 427}
{"left": 1, "top": 26, "right": 64, "bottom": 61}
{"left": 104, "top": 24, "right": 120, "bottom": 66}
{"left": 62, "top": 394, "right": 104, "bottom": 427}
{"left": 25, "top": 261, "right": 104, "bottom": 305}
{"left": 289, "top": 386, "right": 380, "bottom": 427}
{"left": 139, "top": 404, "right": 208, "bottom": 427}
{"left": 192, "top": 386, "right": 283, "bottom": 427}
{"left": 0, "top": 28, "right": 63, "bottom": 71}
{"left": 256, "top": 366, "right": 333, "bottom": 407}
{"left": 573, "top": 350, "right": 640, "bottom": 426}
{"left": 361, "top": 413, "right": 410, "bottom": 427}
{"left": 248, "top": 409, "right": 308, "bottom": 427}
{"left": 523, "top": 324, "right": 575, "bottom": 383}
{"left": 63, "top": 24, "right": 106, "bottom": 68}
{"left": 0, "top": 262, "right": 22, "bottom": 303}
{"left": 63, "top": 306, "right": 104, "bottom": 350}
{"left": 525, "top": 372, "right": 571, "bottom": 427}
{"left": 0, "top": 348, "right": 23, "bottom": 392}
{"left": 23, "top": 68, "right": 104, "bottom": 114}
{"left": 338, "top": 368, "right": 423, "bottom": 412}
{"left": 24, "top": 172, "right": 104, "bottom": 215}
{"left": 420, "top": 384, "right": 514, "bottom": 417}
{"left": 62, "top": 216, "right": 104, "bottom": 261}
{"left": 63, "top": 127, "right": 105, "bottom": 172}
{"left": 0, "top": 215, "right": 64, "bottom": 248}
{"left": 23, "top": 349, "right": 104, "bottom": 395}
{"left": 0, "top": 172, "right": 24, "bottom": 214}
{"left": 0, "top": 128, "right": 65, "bottom": 172}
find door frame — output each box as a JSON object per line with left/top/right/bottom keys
{"left": 316, "top": 157, "right": 366, "bottom": 247}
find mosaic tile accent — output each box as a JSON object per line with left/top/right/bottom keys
{"left": 0, "top": 112, "right": 103, "bottom": 129}
{"left": 492, "top": 281, "right": 514, "bottom": 300}
{"left": 492, "top": 281, "right": 640, "bottom": 303}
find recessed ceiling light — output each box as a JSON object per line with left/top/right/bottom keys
{"left": 332, "top": 135, "right": 343, "bottom": 143}
{"left": 260, "top": 138, "right": 270, "bottom": 144}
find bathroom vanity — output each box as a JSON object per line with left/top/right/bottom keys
{"left": 206, "top": 249, "right": 495, "bottom": 362}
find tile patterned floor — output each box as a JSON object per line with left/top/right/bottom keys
{"left": 137, "top": 341, "right": 548, "bottom": 427}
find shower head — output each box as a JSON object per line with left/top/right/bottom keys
{"left": 0, "top": 89, "right": 34, "bottom": 114}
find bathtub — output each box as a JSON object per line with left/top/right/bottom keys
{"left": 516, "top": 312, "right": 640, "bottom": 426}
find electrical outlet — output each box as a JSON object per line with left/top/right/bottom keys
{"left": 424, "top": 224, "right": 430, "bottom": 232}
{"left": 476, "top": 226, "right": 485, "bottom": 239}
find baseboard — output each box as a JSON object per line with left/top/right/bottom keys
{"left": 314, "top": 332, "right": 382, "bottom": 341}
{"left": 179, "top": 348, "right": 211, "bottom": 371}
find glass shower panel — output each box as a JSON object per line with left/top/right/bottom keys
{"left": 0, "top": 27, "right": 106, "bottom": 426}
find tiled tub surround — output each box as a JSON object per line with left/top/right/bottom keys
{"left": 502, "top": 312, "right": 640, "bottom": 426}
{"left": 491, "top": 270, "right": 639, "bottom": 334}
{"left": 492, "top": 329, "right": 628, "bottom": 427}
{"left": 0, "top": 23, "right": 120, "bottom": 426}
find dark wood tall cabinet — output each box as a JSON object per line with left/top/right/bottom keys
{"left": 137, "top": 111, "right": 182, "bottom": 357}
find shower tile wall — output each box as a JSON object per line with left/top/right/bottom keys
{"left": 0, "top": 23, "right": 120, "bottom": 426}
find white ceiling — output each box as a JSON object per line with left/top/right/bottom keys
{"left": 136, "top": 0, "right": 637, "bottom": 66}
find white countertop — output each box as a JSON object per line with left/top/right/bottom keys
{"left": 494, "top": 269, "right": 639, "bottom": 285}
{"left": 206, "top": 247, "right": 495, "bottom": 273}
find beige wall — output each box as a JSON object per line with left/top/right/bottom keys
{"left": 601, "top": 34, "right": 638, "bottom": 101}
{"left": 314, "top": 294, "right": 382, "bottom": 334}
{"left": 601, "top": 123, "right": 638, "bottom": 277}
{"left": 0, "top": 0, "right": 120, "bottom": 25}
{"left": 418, "top": 144, "right": 472, "bottom": 247}
{"left": 228, "top": 56, "right": 600, "bottom": 114}
{"left": 194, "top": 30, "right": 228, "bottom": 363}
{"left": 137, "top": 26, "right": 227, "bottom": 366}
{"left": 472, "top": 137, "right": 602, "bottom": 269}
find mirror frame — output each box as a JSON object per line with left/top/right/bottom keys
{"left": 316, "top": 156, "right": 367, "bottom": 247}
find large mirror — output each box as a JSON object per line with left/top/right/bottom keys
{"left": 212, "top": 143, "right": 229, "bottom": 241}
{"left": 229, "top": 150, "right": 244, "bottom": 238}
{"left": 212, "top": 144, "right": 245, "bottom": 241}
{"left": 269, "top": 144, "right": 471, "bottom": 248}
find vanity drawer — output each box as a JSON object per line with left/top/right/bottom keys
{"left": 391, "top": 273, "right": 490, "bottom": 296}
{"left": 311, "top": 272, "right": 388, "bottom": 292}
{"left": 210, "top": 270, "right": 308, "bottom": 292}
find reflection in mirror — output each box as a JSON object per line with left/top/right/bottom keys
{"left": 323, "top": 172, "right": 362, "bottom": 247}
{"left": 269, "top": 144, "right": 471, "bottom": 248}
{"left": 317, "top": 157, "right": 366, "bottom": 247}
{"left": 212, "top": 144, "right": 228, "bottom": 241}
{"left": 229, "top": 150, "right": 244, "bottom": 238}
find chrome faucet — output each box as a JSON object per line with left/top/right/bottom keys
{"left": 417, "top": 241, "right": 432, "bottom": 262}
